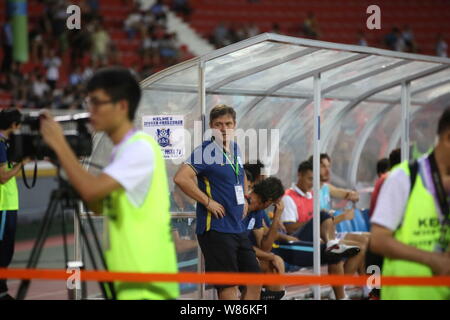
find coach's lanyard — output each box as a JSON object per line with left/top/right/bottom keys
{"left": 214, "top": 140, "right": 240, "bottom": 183}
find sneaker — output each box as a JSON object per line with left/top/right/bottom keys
{"left": 326, "top": 242, "right": 360, "bottom": 258}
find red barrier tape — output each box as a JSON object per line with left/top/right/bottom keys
{"left": 1, "top": 269, "right": 450, "bottom": 286}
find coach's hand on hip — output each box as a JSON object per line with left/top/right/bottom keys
{"left": 206, "top": 199, "right": 225, "bottom": 219}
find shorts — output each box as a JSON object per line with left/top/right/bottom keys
{"left": 293, "top": 211, "right": 333, "bottom": 242}
{"left": 197, "top": 230, "right": 261, "bottom": 289}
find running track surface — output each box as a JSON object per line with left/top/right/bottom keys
{"left": 7, "top": 235, "right": 331, "bottom": 300}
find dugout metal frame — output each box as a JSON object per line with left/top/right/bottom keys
{"left": 83, "top": 33, "right": 450, "bottom": 300}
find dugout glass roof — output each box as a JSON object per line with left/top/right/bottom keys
{"left": 90, "top": 33, "right": 450, "bottom": 206}
{"left": 85, "top": 32, "right": 450, "bottom": 300}
{"left": 137, "top": 33, "right": 450, "bottom": 197}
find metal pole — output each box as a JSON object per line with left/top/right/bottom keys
{"left": 197, "top": 60, "right": 206, "bottom": 300}
{"left": 313, "top": 73, "right": 322, "bottom": 300}
{"left": 74, "top": 205, "right": 82, "bottom": 300}
{"left": 401, "top": 81, "right": 411, "bottom": 161}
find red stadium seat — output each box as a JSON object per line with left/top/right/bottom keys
{"left": 186, "top": 0, "right": 450, "bottom": 55}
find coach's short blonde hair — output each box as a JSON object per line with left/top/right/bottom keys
{"left": 209, "top": 104, "right": 236, "bottom": 124}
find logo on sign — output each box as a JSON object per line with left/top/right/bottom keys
{"left": 157, "top": 128, "right": 172, "bottom": 147}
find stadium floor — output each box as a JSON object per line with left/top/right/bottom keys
{"left": 8, "top": 235, "right": 358, "bottom": 300}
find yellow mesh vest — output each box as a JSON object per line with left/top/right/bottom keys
{"left": 381, "top": 161, "right": 450, "bottom": 300}
{"left": 0, "top": 138, "right": 19, "bottom": 211}
{"left": 103, "top": 132, "right": 179, "bottom": 300}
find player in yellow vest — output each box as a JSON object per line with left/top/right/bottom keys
{"left": 0, "top": 109, "right": 30, "bottom": 300}
{"left": 370, "top": 106, "right": 450, "bottom": 300}
{"left": 39, "top": 67, "right": 179, "bottom": 300}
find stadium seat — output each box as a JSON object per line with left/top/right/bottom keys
{"left": 186, "top": 0, "right": 450, "bottom": 55}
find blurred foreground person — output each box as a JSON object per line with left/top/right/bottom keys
{"left": 40, "top": 67, "right": 179, "bottom": 300}
{"left": 371, "top": 106, "right": 450, "bottom": 300}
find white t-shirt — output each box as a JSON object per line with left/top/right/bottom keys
{"left": 371, "top": 156, "right": 447, "bottom": 231}
{"left": 437, "top": 40, "right": 448, "bottom": 57}
{"left": 44, "top": 57, "right": 61, "bottom": 81}
{"left": 32, "top": 81, "right": 49, "bottom": 97}
{"left": 103, "top": 132, "right": 155, "bottom": 207}
{"left": 281, "top": 184, "right": 313, "bottom": 223}
{"left": 370, "top": 169, "right": 410, "bottom": 231}
{"left": 125, "top": 13, "right": 142, "bottom": 29}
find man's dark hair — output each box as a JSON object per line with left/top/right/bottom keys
{"left": 244, "top": 160, "right": 265, "bottom": 181}
{"left": 308, "top": 153, "right": 330, "bottom": 164}
{"left": 437, "top": 106, "right": 450, "bottom": 135}
{"left": 86, "top": 67, "right": 141, "bottom": 121}
{"left": 389, "top": 148, "right": 401, "bottom": 168}
{"left": 252, "top": 177, "right": 284, "bottom": 203}
{"left": 376, "top": 158, "right": 389, "bottom": 175}
{"left": 209, "top": 104, "right": 236, "bottom": 123}
{"left": 0, "top": 108, "right": 22, "bottom": 130}
{"left": 245, "top": 169, "right": 254, "bottom": 183}
{"left": 298, "top": 160, "right": 313, "bottom": 174}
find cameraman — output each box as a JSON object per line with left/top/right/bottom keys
{"left": 39, "top": 67, "right": 179, "bottom": 300}
{"left": 0, "top": 109, "right": 29, "bottom": 300}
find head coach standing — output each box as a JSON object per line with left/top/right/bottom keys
{"left": 174, "top": 104, "right": 261, "bottom": 300}
{"left": 39, "top": 67, "right": 179, "bottom": 300}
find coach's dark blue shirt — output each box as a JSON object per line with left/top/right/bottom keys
{"left": 186, "top": 139, "right": 245, "bottom": 234}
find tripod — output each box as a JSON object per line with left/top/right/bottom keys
{"left": 15, "top": 170, "right": 116, "bottom": 300}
